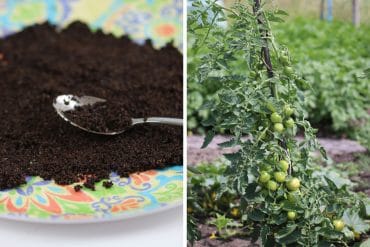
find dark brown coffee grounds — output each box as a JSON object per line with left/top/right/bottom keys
{"left": 74, "top": 184, "right": 83, "bottom": 192}
{"left": 0, "top": 22, "right": 183, "bottom": 190}
{"left": 64, "top": 101, "right": 133, "bottom": 133}
{"left": 83, "top": 177, "right": 96, "bottom": 191}
{"left": 102, "top": 181, "right": 114, "bottom": 189}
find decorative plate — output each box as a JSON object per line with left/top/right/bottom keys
{"left": 0, "top": 166, "right": 183, "bottom": 223}
{"left": 0, "top": 0, "right": 183, "bottom": 223}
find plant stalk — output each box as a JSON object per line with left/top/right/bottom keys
{"left": 253, "top": 0, "right": 277, "bottom": 99}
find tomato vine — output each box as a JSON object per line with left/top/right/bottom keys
{"left": 187, "top": 0, "right": 369, "bottom": 246}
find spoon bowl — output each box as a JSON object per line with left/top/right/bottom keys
{"left": 53, "top": 94, "right": 183, "bottom": 135}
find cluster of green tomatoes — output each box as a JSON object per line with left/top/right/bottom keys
{"left": 270, "top": 105, "right": 295, "bottom": 134}
{"left": 258, "top": 158, "right": 300, "bottom": 220}
{"left": 257, "top": 103, "right": 346, "bottom": 231}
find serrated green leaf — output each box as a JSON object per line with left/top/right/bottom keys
{"left": 275, "top": 226, "right": 301, "bottom": 244}
{"left": 249, "top": 209, "right": 266, "bottom": 222}
{"left": 201, "top": 130, "right": 215, "bottom": 148}
{"left": 342, "top": 210, "right": 370, "bottom": 233}
{"left": 360, "top": 238, "right": 370, "bottom": 247}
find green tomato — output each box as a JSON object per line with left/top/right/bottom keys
{"left": 279, "top": 160, "right": 289, "bottom": 171}
{"left": 286, "top": 178, "right": 300, "bottom": 191}
{"left": 280, "top": 55, "right": 289, "bottom": 65}
{"left": 285, "top": 118, "right": 295, "bottom": 128}
{"left": 284, "top": 66, "right": 294, "bottom": 77}
{"left": 270, "top": 112, "right": 282, "bottom": 123}
{"left": 188, "top": 91, "right": 203, "bottom": 109}
{"left": 260, "top": 164, "right": 273, "bottom": 173}
{"left": 267, "top": 180, "right": 278, "bottom": 191}
{"left": 198, "top": 109, "right": 209, "bottom": 119}
{"left": 287, "top": 211, "right": 297, "bottom": 220}
{"left": 333, "top": 219, "right": 345, "bottom": 231}
{"left": 354, "top": 231, "right": 361, "bottom": 240}
{"left": 259, "top": 171, "right": 271, "bottom": 183}
{"left": 188, "top": 117, "right": 198, "bottom": 130}
{"left": 250, "top": 71, "right": 256, "bottom": 78}
{"left": 274, "top": 123, "right": 284, "bottom": 133}
{"left": 274, "top": 172, "right": 287, "bottom": 183}
{"left": 230, "top": 207, "right": 240, "bottom": 218}
{"left": 284, "top": 105, "right": 294, "bottom": 116}
{"left": 287, "top": 192, "right": 298, "bottom": 203}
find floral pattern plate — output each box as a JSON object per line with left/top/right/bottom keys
{"left": 0, "top": 0, "right": 183, "bottom": 223}
{"left": 0, "top": 166, "right": 183, "bottom": 223}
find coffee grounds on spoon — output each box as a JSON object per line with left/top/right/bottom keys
{"left": 64, "top": 101, "right": 133, "bottom": 133}
{"left": 0, "top": 22, "right": 183, "bottom": 191}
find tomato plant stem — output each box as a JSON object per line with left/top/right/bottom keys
{"left": 253, "top": 0, "right": 278, "bottom": 99}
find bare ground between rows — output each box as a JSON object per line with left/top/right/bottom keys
{"left": 193, "top": 224, "right": 259, "bottom": 247}
{"left": 187, "top": 135, "right": 367, "bottom": 165}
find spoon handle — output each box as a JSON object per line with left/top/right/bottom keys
{"left": 132, "top": 117, "right": 183, "bottom": 126}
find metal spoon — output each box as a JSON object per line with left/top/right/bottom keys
{"left": 53, "top": 94, "right": 183, "bottom": 135}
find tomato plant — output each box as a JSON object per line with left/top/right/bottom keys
{"left": 188, "top": 17, "right": 370, "bottom": 151}
{"left": 187, "top": 0, "right": 369, "bottom": 246}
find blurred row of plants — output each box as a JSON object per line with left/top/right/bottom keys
{"left": 188, "top": 17, "right": 370, "bottom": 148}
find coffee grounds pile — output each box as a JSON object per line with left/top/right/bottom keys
{"left": 64, "top": 101, "right": 133, "bottom": 133}
{"left": 0, "top": 22, "right": 183, "bottom": 190}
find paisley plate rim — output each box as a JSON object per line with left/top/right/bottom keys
{"left": 0, "top": 200, "right": 182, "bottom": 224}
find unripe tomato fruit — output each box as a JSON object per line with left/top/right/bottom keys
{"left": 287, "top": 211, "right": 296, "bottom": 220}
{"left": 279, "top": 160, "right": 289, "bottom": 171}
{"left": 333, "top": 219, "right": 345, "bottom": 231}
{"left": 274, "top": 123, "right": 284, "bottom": 133}
{"left": 270, "top": 113, "right": 282, "bottom": 123}
{"left": 354, "top": 231, "right": 360, "bottom": 240}
{"left": 211, "top": 192, "right": 216, "bottom": 201}
{"left": 274, "top": 172, "right": 287, "bottom": 183}
{"left": 287, "top": 192, "right": 298, "bottom": 203}
{"left": 285, "top": 118, "right": 295, "bottom": 128}
{"left": 286, "top": 178, "right": 300, "bottom": 191}
{"left": 280, "top": 55, "right": 289, "bottom": 65}
{"left": 284, "top": 66, "right": 294, "bottom": 77}
{"left": 267, "top": 180, "right": 278, "bottom": 191}
{"left": 259, "top": 171, "right": 271, "bottom": 183}
{"left": 284, "top": 105, "right": 294, "bottom": 116}
{"left": 230, "top": 207, "right": 240, "bottom": 218}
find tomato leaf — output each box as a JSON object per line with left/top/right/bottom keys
{"left": 223, "top": 151, "right": 241, "bottom": 163}
{"left": 275, "top": 226, "right": 301, "bottom": 244}
{"left": 360, "top": 238, "right": 370, "bottom": 247}
{"left": 342, "top": 210, "right": 370, "bottom": 233}
{"left": 319, "top": 228, "right": 343, "bottom": 240}
{"left": 218, "top": 138, "right": 237, "bottom": 148}
{"left": 243, "top": 182, "right": 258, "bottom": 199}
{"left": 249, "top": 209, "right": 265, "bottom": 222}
{"left": 188, "top": 166, "right": 202, "bottom": 175}
{"left": 201, "top": 130, "right": 215, "bottom": 148}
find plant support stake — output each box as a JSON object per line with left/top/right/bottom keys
{"left": 352, "top": 0, "right": 360, "bottom": 27}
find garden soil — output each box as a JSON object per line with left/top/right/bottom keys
{"left": 0, "top": 22, "right": 183, "bottom": 190}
